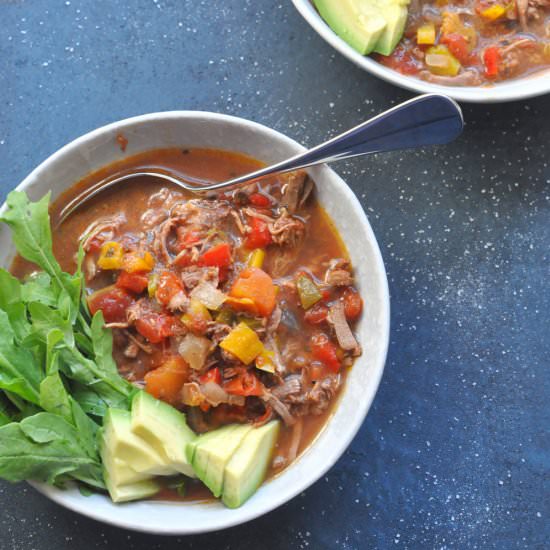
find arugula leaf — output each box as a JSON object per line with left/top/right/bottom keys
{"left": 0, "top": 269, "right": 21, "bottom": 310}
{"left": 0, "top": 310, "right": 42, "bottom": 405}
{"left": 91, "top": 312, "right": 119, "bottom": 375}
{"left": 39, "top": 373, "right": 72, "bottom": 421}
{"left": 0, "top": 413, "right": 104, "bottom": 488}
{"left": 0, "top": 394, "right": 13, "bottom": 427}
{"left": 20, "top": 272, "right": 57, "bottom": 307}
{"left": 70, "top": 385, "right": 109, "bottom": 418}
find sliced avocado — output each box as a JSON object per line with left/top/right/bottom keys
{"left": 100, "top": 433, "right": 152, "bottom": 486}
{"left": 131, "top": 391, "right": 197, "bottom": 479}
{"left": 104, "top": 473, "right": 161, "bottom": 503}
{"left": 313, "top": 0, "right": 386, "bottom": 55}
{"left": 222, "top": 421, "right": 280, "bottom": 509}
{"left": 192, "top": 424, "right": 252, "bottom": 497}
{"left": 103, "top": 408, "right": 177, "bottom": 476}
{"left": 371, "top": 3, "right": 409, "bottom": 56}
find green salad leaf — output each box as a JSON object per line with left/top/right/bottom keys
{"left": 0, "top": 190, "right": 137, "bottom": 491}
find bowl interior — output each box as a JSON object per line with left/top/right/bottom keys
{"left": 291, "top": 0, "right": 550, "bottom": 103}
{"left": 0, "top": 112, "right": 390, "bottom": 534}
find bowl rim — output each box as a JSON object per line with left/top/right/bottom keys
{"left": 291, "top": 0, "right": 550, "bottom": 104}
{"left": 5, "top": 111, "right": 390, "bottom": 534}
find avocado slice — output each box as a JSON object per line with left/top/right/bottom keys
{"left": 371, "top": 2, "right": 409, "bottom": 56}
{"left": 104, "top": 473, "right": 161, "bottom": 504}
{"left": 191, "top": 424, "right": 252, "bottom": 497}
{"left": 313, "top": 0, "right": 387, "bottom": 55}
{"left": 102, "top": 408, "right": 178, "bottom": 476}
{"left": 99, "top": 433, "right": 152, "bottom": 486}
{"left": 131, "top": 391, "right": 197, "bottom": 478}
{"left": 222, "top": 421, "right": 280, "bottom": 509}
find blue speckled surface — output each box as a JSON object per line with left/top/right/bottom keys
{"left": 1, "top": 1, "right": 549, "bottom": 548}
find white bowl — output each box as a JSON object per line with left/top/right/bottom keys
{"left": 0, "top": 112, "right": 390, "bottom": 534}
{"left": 291, "top": 0, "right": 550, "bottom": 103}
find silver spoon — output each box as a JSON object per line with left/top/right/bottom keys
{"left": 58, "top": 94, "right": 463, "bottom": 224}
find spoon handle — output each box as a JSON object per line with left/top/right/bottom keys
{"left": 197, "top": 94, "right": 463, "bottom": 192}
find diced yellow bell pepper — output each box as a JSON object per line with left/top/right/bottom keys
{"left": 255, "top": 349, "right": 275, "bottom": 374}
{"left": 97, "top": 242, "right": 124, "bottom": 270}
{"left": 225, "top": 296, "right": 256, "bottom": 308}
{"left": 247, "top": 248, "right": 266, "bottom": 269}
{"left": 417, "top": 23, "right": 436, "bottom": 45}
{"left": 123, "top": 251, "right": 155, "bottom": 273}
{"left": 425, "top": 45, "right": 461, "bottom": 76}
{"left": 481, "top": 4, "right": 506, "bottom": 20}
{"left": 220, "top": 322, "right": 264, "bottom": 365}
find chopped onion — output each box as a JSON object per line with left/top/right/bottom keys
{"left": 201, "top": 382, "right": 245, "bottom": 407}
{"left": 178, "top": 333, "right": 211, "bottom": 370}
{"left": 190, "top": 281, "right": 226, "bottom": 311}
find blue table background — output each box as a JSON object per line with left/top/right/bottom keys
{"left": 1, "top": 1, "right": 548, "bottom": 548}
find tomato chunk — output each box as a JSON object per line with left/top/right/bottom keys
{"left": 249, "top": 193, "right": 271, "bottom": 207}
{"left": 342, "top": 287, "right": 363, "bottom": 321}
{"left": 311, "top": 333, "right": 341, "bottom": 373}
{"left": 304, "top": 303, "right": 329, "bottom": 325}
{"left": 199, "top": 367, "right": 222, "bottom": 385}
{"left": 88, "top": 286, "right": 134, "bottom": 324}
{"left": 135, "top": 313, "right": 180, "bottom": 344}
{"left": 198, "top": 243, "right": 232, "bottom": 268}
{"left": 116, "top": 271, "right": 149, "bottom": 294}
{"left": 224, "top": 370, "right": 265, "bottom": 396}
{"left": 145, "top": 357, "right": 189, "bottom": 405}
{"left": 245, "top": 217, "right": 272, "bottom": 249}
{"left": 440, "top": 33, "right": 471, "bottom": 65}
{"left": 155, "top": 271, "right": 185, "bottom": 307}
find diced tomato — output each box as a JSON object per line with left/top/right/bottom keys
{"left": 304, "top": 303, "right": 329, "bottom": 325}
{"left": 440, "top": 33, "right": 471, "bottom": 65}
{"left": 342, "top": 287, "right": 363, "bottom": 321}
{"left": 198, "top": 243, "right": 232, "bottom": 268}
{"left": 249, "top": 193, "right": 271, "bottom": 208}
{"left": 87, "top": 286, "right": 135, "bottom": 324}
{"left": 86, "top": 235, "right": 105, "bottom": 253}
{"left": 116, "top": 271, "right": 148, "bottom": 294}
{"left": 483, "top": 46, "right": 500, "bottom": 78}
{"left": 176, "top": 228, "right": 202, "bottom": 250}
{"left": 199, "top": 367, "right": 222, "bottom": 385}
{"left": 245, "top": 218, "right": 272, "bottom": 249}
{"left": 311, "top": 333, "right": 341, "bottom": 373}
{"left": 229, "top": 267, "right": 277, "bottom": 317}
{"left": 144, "top": 356, "right": 189, "bottom": 405}
{"left": 135, "top": 313, "right": 180, "bottom": 344}
{"left": 377, "top": 46, "right": 421, "bottom": 76}
{"left": 155, "top": 271, "right": 185, "bottom": 307}
{"left": 224, "top": 370, "right": 265, "bottom": 397}
{"left": 309, "top": 362, "right": 329, "bottom": 381}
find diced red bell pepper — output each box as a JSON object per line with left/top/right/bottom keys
{"left": 249, "top": 193, "right": 271, "bottom": 207}
{"left": 88, "top": 286, "right": 135, "bottom": 324}
{"left": 483, "top": 46, "right": 500, "bottom": 78}
{"left": 245, "top": 218, "right": 272, "bottom": 249}
{"left": 155, "top": 271, "right": 185, "bottom": 306}
{"left": 311, "top": 333, "right": 341, "bottom": 373}
{"left": 199, "top": 367, "right": 222, "bottom": 385}
{"left": 135, "top": 313, "right": 180, "bottom": 344}
{"left": 224, "top": 370, "right": 265, "bottom": 396}
{"left": 198, "top": 243, "right": 232, "bottom": 268}
{"left": 116, "top": 271, "right": 149, "bottom": 294}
